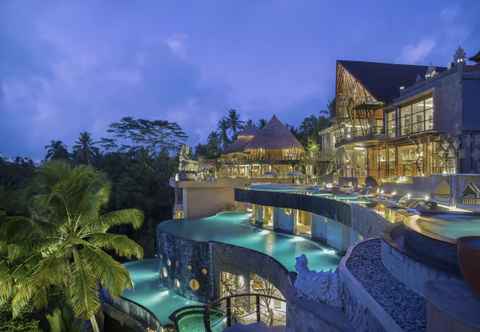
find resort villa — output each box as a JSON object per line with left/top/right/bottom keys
{"left": 101, "top": 48, "right": 480, "bottom": 332}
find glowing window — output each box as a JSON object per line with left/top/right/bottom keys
{"left": 201, "top": 268, "right": 208, "bottom": 275}
{"left": 162, "top": 267, "right": 168, "bottom": 278}
{"left": 189, "top": 279, "right": 200, "bottom": 291}
{"left": 174, "top": 279, "right": 180, "bottom": 288}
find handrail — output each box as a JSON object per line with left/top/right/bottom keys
{"left": 169, "top": 293, "right": 287, "bottom": 332}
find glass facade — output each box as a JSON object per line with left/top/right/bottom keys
{"left": 386, "top": 111, "right": 396, "bottom": 137}
{"left": 398, "top": 96, "right": 433, "bottom": 136}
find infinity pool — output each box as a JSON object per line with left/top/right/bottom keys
{"left": 122, "top": 259, "right": 199, "bottom": 326}
{"left": 158, "top": 212, "right": 340, "bottom": 272}
{"left": 414, "top": 214, "right": 480, "bottom": 241}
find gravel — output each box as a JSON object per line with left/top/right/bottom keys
{"left": 346, "top": 239, "right": 426, "bottom": 332}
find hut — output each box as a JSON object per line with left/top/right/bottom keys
{"left": 219, "top": 115, "right": 305, "bottom": 179}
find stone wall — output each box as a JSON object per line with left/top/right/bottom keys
{"left": 381, "top": 235, "right": 460, "bottom": 297}
{"left": 156, "top": 232, "right": 213, "bottom": 302}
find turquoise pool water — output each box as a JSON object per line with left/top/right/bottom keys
{"left": 122, "top": 259, "right": 200, "bottom": 326}
{"left": 416, "top": 214, "right": 480, "bottom": 241}
{"left": 158, "top": 212, "right": 340, "bottom": 272}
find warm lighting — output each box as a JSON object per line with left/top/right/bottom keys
{"left": 354, "top": 146, "right": 365, "bottom": 151}
{"left": 392, "top": 191, "right": 397, "bottom": 196}
{"left": 174, "top": 279, "right": 180, "bottom": 288}
{"left": 189, "top": 279, "right": 200, "bottom": 291}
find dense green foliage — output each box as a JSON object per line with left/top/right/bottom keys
{"left": 0, "top": 162, "right": 144, "bottom": 331}
{"left": 0, "top": 116, "right": 187, "bottom": 331}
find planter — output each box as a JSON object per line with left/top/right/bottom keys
{"left": 457, "top": 236, "right": 480, "bottom": 297}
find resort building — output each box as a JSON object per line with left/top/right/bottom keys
{"left": 102, "top": 48, "right": 480, "bottom": 332}
{"left": 218, "top": 115, "right": 305, "bottom": 180}
{"left": 171, "top": 116, "right": 305, "bottom": 219}
{"left": 329, "top": 47, "right": 480, "bottom": 183}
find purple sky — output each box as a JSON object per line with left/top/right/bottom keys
{"left": 1, "top": 0, "right": 479, "bottom": 159}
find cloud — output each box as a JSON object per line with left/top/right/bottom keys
{"left": 398, "top": 39, "right": 436, "bottom": 64}
{"left": 166, "top": 34, "right": 189, "bottom": 60}
{"left": 0, "top": 2, "right": 231, "bottom": 159}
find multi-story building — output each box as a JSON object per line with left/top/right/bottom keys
{"left": 327, "top": 47, "right": 480, "bottom": 183}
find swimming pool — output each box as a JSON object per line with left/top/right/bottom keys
{"left": 158, "top": 212, "right": 340, "bottom": 272}
{"left": 412, "top": 214, "right": 480, "bottom": 242}
{"left": 122, "top": 259, "right": 200, "bottom": 326}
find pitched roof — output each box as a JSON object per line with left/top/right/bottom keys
{"left": 222, "top": 126, "right": 259, "bottom": 154}
{"left": 338, "top": 60, "right": 446, "bottom": 103}
{"left": 470, "top": 50, "right": 480, "bottom": 63}
{"left": 245, "top": 115, "right": 304, "bottom": 150}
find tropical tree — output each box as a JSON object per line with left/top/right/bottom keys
{"left": 73, "top": 132, "right": 98, "bottom": 165}
{"left": 257, "top": 118, "right": 268, "bottom": 129}
{"left": 227, "top": 109, "right": 244, "bottom": 139}
{"left": 218, "top": 117, "right": 231, "bottom": 148}
{"left": 0, "top": 161, "right": 144, "bottom": 332}
{"left": 103, "top": 117, "right": 187, "bottom": 154}
{"left": 44, "top": 140, "right": 70, "bottom": 161}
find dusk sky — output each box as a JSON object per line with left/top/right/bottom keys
{"left": 1, "top": 0, "right": 479, "bottom": 160}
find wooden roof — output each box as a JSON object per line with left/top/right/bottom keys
{"left": 244, "top": 115, "right": 304, "bottom": 150}
{"left": 222, "top": 116, "right": 304, "bottom": 154}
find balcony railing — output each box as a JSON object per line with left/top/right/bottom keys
{"left": 335, "top": 126, "right": 384, "bottom": 147}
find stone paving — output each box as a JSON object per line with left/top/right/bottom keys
{"left": 346, "top": 239, "right": 427, "bottom": 332}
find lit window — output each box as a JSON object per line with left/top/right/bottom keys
{"left": 174, "top": 279, "right": 180, "bottom": 288}
{"left": 189, "top": 279, "right": 200, "bottom": 291}
{"left": 201, "top": 268, "right": 208, "bottom": 275}
{"left": 162, "top": 267, "right": 168, "bottom": 278}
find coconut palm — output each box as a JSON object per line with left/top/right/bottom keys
{"left": 73, "top": 132, "right": 98, "bottom": 165}
{"left": 0, "top": 161, "right": 143, "bottom": 332}
{"left": 227, "top": 109, "right": 244, "bottom": 139}
{"left": 218, "top": 117, "right": 231, "bottom": 148}
{"left": 44, "top": 140, "right": 70, "bottom": 161}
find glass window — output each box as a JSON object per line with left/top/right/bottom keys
{"left": 400, "top": 105, "right": 412, "bottom": 136}
{"left": 399, "top": 96, "right": 434, "bottom": 135}
{"left": 386, "top": 111, "right": 396, "bottom": 137}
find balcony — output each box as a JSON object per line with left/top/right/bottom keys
{"left": 335, "top": 126, "right": 385, "bottom": 147}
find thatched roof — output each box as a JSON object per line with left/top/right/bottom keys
{"left": 222, "top": 126, "right": 259, "bottom": 154}
{"left": 245, "top": 116, "right": 304, "bottom": 151}
{"left": 470, "top": 50, "right": 480, "bottom": 63}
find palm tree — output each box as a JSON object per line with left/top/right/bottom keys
{"left": 44, "top": 140, "right": 70, "bottom": 161}
{"left": 0, "top": 161, "right": 144, "bottom": 332}
{"left": 257, "top": 118, "right": 268, "bottom": 129}
{"left": 218, "top": 117, "right": 231, "bottom": 148}
{"left": 227, "top": 109, "right": 244, "bottom": 139}
{"left": 73, "top": 132, "right": 98, "bottom": 165}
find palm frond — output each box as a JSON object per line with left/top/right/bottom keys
{"left": 69, "top": 250, "right": 99, "bottom": 319}
{"left": 88, "top": 233, "right": 143, "bottom": 259}
{"left": 96, "top": 209, "right": 143, "bottom": 231}
{"left": 79, "top": 247, "right": 132, "bottom": 297}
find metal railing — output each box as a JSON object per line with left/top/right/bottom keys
{"left": 169, "top": 293, "right": 287, "bottom": 332}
